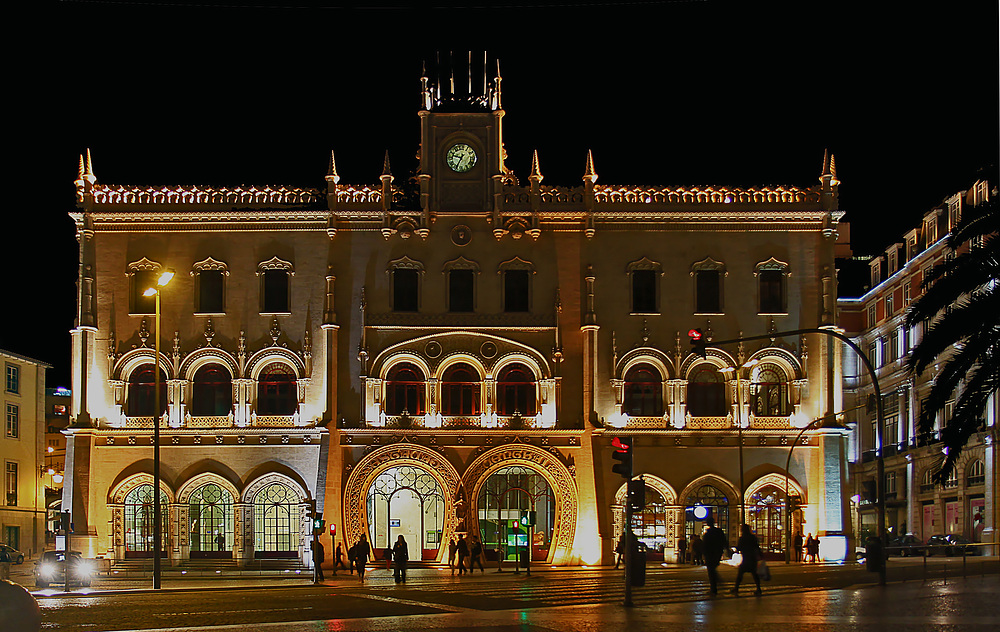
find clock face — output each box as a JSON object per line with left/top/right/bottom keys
{"left": 446, "top": 143, "right": 477, "bottom": 173}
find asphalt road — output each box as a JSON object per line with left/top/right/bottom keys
{"left": 24, "top": 557, "right": 1000, "bottom": 631}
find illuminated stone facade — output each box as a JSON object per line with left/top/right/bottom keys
{"left": 64, "top": 58, "right": 851, "bottom": 567}
{"left": 839, "top": 180, "right": 996, "bottom": 551}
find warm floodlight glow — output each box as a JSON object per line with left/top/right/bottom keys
{"left": 143, "top": 287, "right": 157, "bottom": 297}
{"left": 157, "top": 270, "right": 175, "bottom": 287}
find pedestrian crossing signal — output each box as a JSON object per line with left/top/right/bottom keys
{"left": 611, "top": 436, "right": 633, "bottom": 479}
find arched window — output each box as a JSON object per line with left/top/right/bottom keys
{"left": 385, "top": 363, "right": 426, "bottom": 415}
{"left": 747, "top": 485, "right": 786, "bottom": 554}
{"left": 685, "top": 484, "right": 730, "bottom": 540}
{"left": 126, "top": 364, "right": 167, "bottom": 417}
{"left": 252, "top": 482, "right": 300, "bottom": 558}
{"left": 191, "top": 364, "right": 233, "bottom": 417}
{"left": 750, "top": 363, "right": 789, "bottom": 416}
{"left": 967, "top": 459, "right": 985, "bottom": 486}
{"left": 123, "top": 484, "right": 168, "bottom": 558}
{"left": 623, "top": 364, "right": 663, "bottom": 416}
{"left": 496, "top": 364, "right": 537, "bottom": 416}
{"left": 257, "top": 363, "right": 297, "bottom": 416}
{"left": 687, "top": 365, "right": 727, "bottom": 417}
{"left": 188, "top": 483, "right": 234, "bottom": 558}
{"left": 441, "top": 363, "right": 480, "bottom": 416}
{"left": 478, "top": 465, "right": 555, "bottom": 562}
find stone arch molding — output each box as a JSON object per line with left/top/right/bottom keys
{"left": 343, "top": 444, "right": 462, "bottom": 563}
{"left": 614, "top": 474, "right": 677, "bottom": 506}
{"left": 462, "top": 443, "right": 577, "bottom": 565}
{"left": 744, "top": 472, "right": 805, "bottom": 504}
{"left": 109, "top": 472, "right": 176, "bottom": 505}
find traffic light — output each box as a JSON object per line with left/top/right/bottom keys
{"left": 330, "top": 523, "right": 336, "bottom": 538}
{"left": 688, "top": 328, "right": 707, "bottom": 359}
{"left": 611, "top": 436, "right": 633, "bottom": 479}
{"left": 628, "top": 478, "right": 645, "bottom": 512}
{"left": 787, "top": 495, "right": 801, "bottom": 514}
{"left": 307, "top": 500, "right": 323, "bottom": 532}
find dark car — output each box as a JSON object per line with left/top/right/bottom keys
{"left": 33, "top": 550, "right": 94, "bottom": 588}
{"left": 0, "top": 544, "right": 25, "bottom": 564}
{"left": 925, "top": 534, "right": 976, "bottom": 556}
{"left": 887, "top": 534, "right": 924, "bottom": 556}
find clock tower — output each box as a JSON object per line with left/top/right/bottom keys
{"left": 416, "top": 53, "right": 510, "bottom": 221}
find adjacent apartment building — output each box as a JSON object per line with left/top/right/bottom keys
{"left": 839, "top": 179, "right": 996, "bottom": 550}
{"left": 1, "top": 349, "right": 50, "bottom": 557}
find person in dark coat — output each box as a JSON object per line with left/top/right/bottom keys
{"left": 456, "top": 534, "right": 470, "bottom": 575}
{"left": 448, "top": 538, "right": 458, "bottom": 572}
{"left": 677, "top": 535, "right": 687, "bottom": 564}
{"left": 808, "top": 534, "right": 820, "bottom": 562}
{"left": 793, "top": 532, "right": 803, "bottom": 563}
{"left": 392, "top": 535, "right": 409, "bottom": 583}
{"left": 333, "top": 542, "right": 348, "bottom": 575}
{"left": 470, "top": 535, "right": 486, "bottom": 573}
{"left": 614, "top": 533, "right": 625, "bottom": 569}
{"left": 354, "top": 534, "right": 371, "bottom": 580}
{"left": 690, "top": 534, "right": 704, "bottom": 565}
{"left": 312, "top": 539, "right": 325, "bottom": 582}
{"left": 701, "top": 517, "right": 729, "bottom": 595}
{"left": 731, "top": 524, "right": 762, "bottom": 596}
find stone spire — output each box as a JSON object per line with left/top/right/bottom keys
{"left": 530, "top": 150, "right": 544, "bottom": 183}
{"left": 583, "top": 149, "right": 598, "bottom": 184}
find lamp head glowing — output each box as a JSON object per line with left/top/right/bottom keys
{"left": 157, "top": 270, "right": 175, "bottom": 287}
{"left": 143, "top": 287, "right": 157, "bottom": 297}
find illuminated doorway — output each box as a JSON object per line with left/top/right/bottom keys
{"left": 123, "top": 484, "right": 169, "bottom": 558}
{"left": 188, "top": 483, "right": 234, "bottom": 559}
{"left": 477, "top": 465, "right": 555, "bottom": 562}
{"left": 366, "top": 465, "right": 445, "bottom": 560}
{"left": 253, "top": 482, "right": 300, "bottom": 558}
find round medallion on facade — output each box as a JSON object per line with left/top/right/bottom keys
{"left": 425, "top": 340, "right": 442, "bottom": 358}
{"left": 480, "top": 341, "right": 497, "bottom": 358}
{"left": 445, "top": 143, "right": 477, "bottom": 173}
{"left": 451, "top": 224, "right": 472, "bottom": 246}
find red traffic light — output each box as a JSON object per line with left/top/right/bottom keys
{"left": 612, "top": 436, "right": 631, "bottom": 452}
{"left": 330, "top": 523, "right": 336, "bottom": 536}
{"left": 688, "top": 328, "right": 703, "bottom": 342}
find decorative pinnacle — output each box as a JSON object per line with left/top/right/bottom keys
{"left": 381, "top": 151, "right": 392, "bottom": 180}
{"left": 583, "top": 149, "right": 598, "bottom": 184}
{"left": 326, "top": 150, "right": 341, "bottom": 184}
{"left": 530, "top": 150, "right": 543, "bottom": 182}
{"left": 820, "top": 149, "right": 839, "bottom": 186}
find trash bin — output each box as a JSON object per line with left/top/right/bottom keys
{"left": 865, "top": 536, "right": 884, "bottom": 573}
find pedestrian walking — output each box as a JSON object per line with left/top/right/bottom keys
{"left": 215, "top": 533, "right": 226, "bottom": 552}
{"left": 793, "top": 532, "right": 803, "bottom": 563}
{"left": 354, "top": 534, "right": 371, "bottom": 580}
{"left": 614, "top": 533, "right": 625, "bottom": 569}
{"left": 313, "top": 539, "right": 325, "bottom": 582}
{"left": 677, "top": 535, "right": 687, "bottom": 564}
{"left": 691, "top": 533, "right": 704, "bottom": 565}
{"left": 456, "top": 534, "right": 469, "bottom": 575}
{"left": 731, "top": 524, "right": 762, "bottom": 597}
{"left": 448, "top": 538, "right": 458, "bottom": 573}
{"left": 392, "top": 535, "right": 409, "bottom": 583}
{"left": 333, "top": 542, "right": 348, "bottom": 575}
{"left": 701, "top": 516, "right": 728, "bottom": 595}
{"left": 808, "top": 533, "right": 820, "bottom": 562}
{"left": 470, "top": 535, "right": 486, "bottom": 573}
{"left": 804, "top": 533, "right": 815, "bottom": 562}
{"left": 384, "top": 544, "right": 393, "bottom": 570}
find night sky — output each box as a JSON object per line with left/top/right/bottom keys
{"left": 8, "top": 2, "right": 997, "bottom": 387}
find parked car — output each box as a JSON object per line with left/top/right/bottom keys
{"left": 925, "top": 534, "right": 976, "bottom": 556}
{"left": 0, "top": 544, "right": 25, "bottom": 564}
{"left": 887, "top": 534, "right": 924, "bottom": 556}
{"left": 33, "top": 551, "right": 94, "bottom": 588}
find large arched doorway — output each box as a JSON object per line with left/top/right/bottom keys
{"left": 188, "top": 483, "right": 234, "bottom": 558}
{"left": 366, "top": 465, "right": 446, "bottom": 560}
{"left": 684, "top": 483, "right": 732, "bottom": 541}
{"left": 477, "top": 465, "right": 555, "bottom": 563}
{"left": 613, "top": 476, "right": 677, "bottom": 561}
{"left": 123, "top": 484, "right": 169, "bottom": 558}
{"left": 252, "top": 481, "right": 301, "bottom": 558}
{"left": 747, "top": 485, "right": 786, "bottom": 555}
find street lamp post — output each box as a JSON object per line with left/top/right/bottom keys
{"left": 720, "top": 359, "right": 759, "bottom": 527}
{"left": 143, "top": 269, "right": 173, "bottom": 590}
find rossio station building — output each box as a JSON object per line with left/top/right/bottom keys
{"left": 64, "top": 56, "right": 852, "bottom": 569}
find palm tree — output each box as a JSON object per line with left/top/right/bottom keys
{"left": 906, "top": 191, "right": 998, "bottom": 483}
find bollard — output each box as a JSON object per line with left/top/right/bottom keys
{"left": 0, "top": 579, "right": 42, "bottom": 632}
